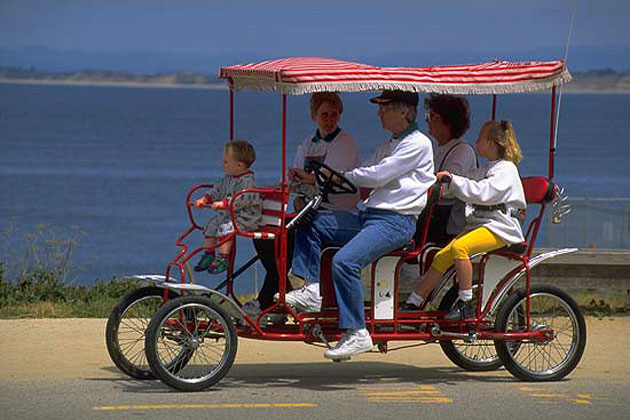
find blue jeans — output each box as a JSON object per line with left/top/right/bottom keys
{"left": 292, "top": 208, "right": 416, "bottom": 330}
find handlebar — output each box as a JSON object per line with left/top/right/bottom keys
{"left": 185, "top": 184, "right": 215, "bottom": 230}
{"left": 187, "top": 184, "right": 325, "bottom": 239}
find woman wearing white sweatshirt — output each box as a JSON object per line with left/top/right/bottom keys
{"left": 402, "top": 120, "right": 526, "bottom": 320}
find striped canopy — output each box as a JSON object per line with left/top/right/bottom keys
{"left": 219, "top": 57, "right": 571, "bottom": 95}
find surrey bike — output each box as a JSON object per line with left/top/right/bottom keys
{"left": 106, "top": 57, "right": 584, "bottom": 391}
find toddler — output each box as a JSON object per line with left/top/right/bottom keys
{"left": 194, "top": 140, "right": 262, "bottom": 274}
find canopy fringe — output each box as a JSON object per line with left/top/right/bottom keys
{"left": 230, "top": 70, "right": 572, "bottom": 95}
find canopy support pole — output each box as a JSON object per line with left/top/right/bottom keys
{"left": 278, "top": 94, "right": 288, "bottom": 300}
{"left": 548, "top": 86, "right": 557, "bottom": 180}
{"left": 229, "top": 89, "right": 234, "bottom": 140}
{"left": 491, "top": 94, "right": 497, "bottom": 120}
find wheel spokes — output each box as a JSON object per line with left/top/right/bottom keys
{"left": 117, "top": 295, "right": 163, "bottom": 369}
{"left": 507, "top": 293, "right": 579, "bottom": 375}
{"left": 154, "top": 303, "right": 231, "bottom": 384}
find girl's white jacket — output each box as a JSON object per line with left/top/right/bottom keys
{"left": 446, "top": 159, "right": 526, "bottom": 245}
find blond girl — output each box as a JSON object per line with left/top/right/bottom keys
{"left": 402, "top": 120, "right": 526, "bottom": 319}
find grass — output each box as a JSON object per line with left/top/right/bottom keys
{"left": 0, "top": 268, "right": 142, "bottom": 318}
{"left": 1, "top": 224, "right": 627, "bottom": 319}
{"left": 0, "top": 261, "right": 261, "bottom": 318}
{"left": 0, "top": 269, "right": 627, "bottom": 319}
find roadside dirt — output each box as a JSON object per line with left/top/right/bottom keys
{"left": 0, "top": 316, "right": 626, "bottom": 381}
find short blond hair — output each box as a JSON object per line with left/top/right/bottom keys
{"left": 310, "top": 92, "right": 343, "bottom": 116}
{"left": 483, "top": 120, "right": 523, "bottom": 165}
{"left": 224, "top": 139, "right": 256, "bottom": 168}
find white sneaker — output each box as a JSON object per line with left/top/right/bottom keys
{"left": 324, "top": 328, "right": 373, "bottom": 359}
{"left": 242, "top": 300, "right": 261, "bottom": 317}
{"left": 272, "top": 271, "right": 306, "bottom": 302}
{"left": 285, "top": 283, "right": 322, "bottom": 312}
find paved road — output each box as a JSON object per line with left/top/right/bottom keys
{"left": 1, "top": 317, "right": 628, "bottom": 419}
{"left": 1, "top": 362, "right": 628, "bottom": 420}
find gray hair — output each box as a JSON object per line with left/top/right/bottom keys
{"left": 392, "top": 102, "right": 417, "bottom": 123}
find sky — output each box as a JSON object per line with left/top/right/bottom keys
{"left": 1, "top": 0, "right": 629, "bottom": 71}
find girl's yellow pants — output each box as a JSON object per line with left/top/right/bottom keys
{"left": 431, "top": 227, "right": 507, "bottom": 273}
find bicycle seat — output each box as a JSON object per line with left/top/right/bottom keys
{"left": 502, "top": 242, "right": 528, "bottom": 254}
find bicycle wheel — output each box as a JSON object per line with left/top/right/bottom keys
{"left": 438, "top": 285, "right": 503, "bottom": 371}
{"left": 145, "top": 295, "right": 238, "bottom": 392}
{"left": 494, "top": 284, "right": 586, "bottom": 381}
{"left": 105, "top": 286, "right": 176, "bottom": 379}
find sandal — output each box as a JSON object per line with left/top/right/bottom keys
{"left": 194, "top": 253, "right": 215, "bottom": 272}
{"left": 208, "top": 255, "right": 229, "bottom": 274}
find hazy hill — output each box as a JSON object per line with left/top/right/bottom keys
{"left": 562, "top": 69, "right": 630, "bottom": 93}
{"left": 2, "top": 45, "right": 630, "bottom": 74}
{"left": 0, "top": 67, "right": 220, "bottom": 87}
{"left": 2, "top": 67, "right": 629, "bottom": 93}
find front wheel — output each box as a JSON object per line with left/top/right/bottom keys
{"left": 494, "top": 284, "right": 586, "bottom": 381}
{"left": 105, "top": 286, "right": 176, "bottom": 379}
{"left": 145, "top": 295, "right": 238, "bottom": 391}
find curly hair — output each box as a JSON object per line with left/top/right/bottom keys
{"left": 424, "top": 94, "right": 470, "bottom": 139}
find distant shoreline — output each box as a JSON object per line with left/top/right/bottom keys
{"left": 3, "top": 66, "right": 630, "bottom": 93}
{"left": 0, "top": 78, "right": 228, "bottom": 90}
{"left": 2, "top": 77, "right": 629, "bottom": 94}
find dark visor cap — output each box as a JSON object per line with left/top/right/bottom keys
{"left": 370, "top": 90, "right": 419, "bottom": 106}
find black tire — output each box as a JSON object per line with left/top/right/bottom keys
{"left": 494, "top": 284, "right": 586, "bottom": 381}
{"left": 438, "top": 285, "right": 503, "bottom": 371}
{"left": 145, "top": 295, "right": 238, "bottom": 391}
{"left": 105, "top": 286, "right": 176, "bottom": 379}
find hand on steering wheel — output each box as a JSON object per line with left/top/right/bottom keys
{"left": 309, "top": 160, "right": 358, "bottom": 196}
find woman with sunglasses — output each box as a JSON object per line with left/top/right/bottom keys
{"left": 423, "top": 94, "right": 477, "bottom": 245}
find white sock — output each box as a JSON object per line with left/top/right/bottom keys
{"left": 406, "top": 292, "right": 426, "bottom": 307}
{"left": 459, "top": 289, "right": 473, "bottom": 302}
{"left": 356, "top": 328, "right": 369, "bottom": 337}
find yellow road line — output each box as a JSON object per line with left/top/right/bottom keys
{"left": 365, "top": 391, "right": 441, "bottom": 396}
{"left": 356, "top": 386, "right": 437, "bottom": 391}
{"left": 357, "top": 385, "right": 451, "bottom": 404}
{"left": 569, "top": 399, "right": 592, "bottom": 405}
{"left": 367, "top": 397, "right": 452, "bottom": 403}
{"left": 530, "top": 394, "right": 569, "bottom": 398}
{"left": 518, "top": 387, "right": 605, "bottom": 406}
{"left": 93, "top": 403, "right": 315, "bottom": 411}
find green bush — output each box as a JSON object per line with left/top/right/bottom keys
{"left": 0, "top": 273, "right": 141, "bottom": 318}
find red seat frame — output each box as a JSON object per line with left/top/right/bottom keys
{"left": 476, "top": 177, "right": 557, "bottom": 327}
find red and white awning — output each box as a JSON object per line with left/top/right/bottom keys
{"left": 219, "top": 57, "right": 571, "bottom": 95}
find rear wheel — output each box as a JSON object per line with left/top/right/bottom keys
{"left": 494, "top": 285, "right": 586, "bottom": 381}
{"left": 438, "top": 285, "right": 503, "bottom": 371}
{"left": 105, "top": 286, "right": 176, "bottom": 379}
{"left": 145, "top": 295, "right": 238, "bottom": 391}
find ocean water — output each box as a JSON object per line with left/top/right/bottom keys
{"left": 1, "top": 83, "right": 629, "bottom": 288}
